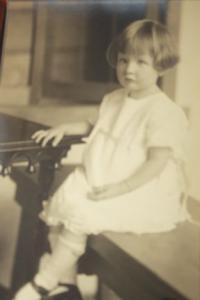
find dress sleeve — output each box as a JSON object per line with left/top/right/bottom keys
{"left": 146, "top": 101, "right": 189, "bottom": 161}
{"left": 86, "top": 95, "right": 109, "bottom": 126}
{"left": 85, "top": 94, "right": 110, "bottom": 142}
{"left": 98, "top": 94, "right": 110, "bottom": 117}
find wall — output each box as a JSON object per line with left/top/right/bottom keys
{"left": 172, "top": 1, "right": 200, "bottom": 200}
{"left": 0, "top": 1, "right": 33, "bottom": 105}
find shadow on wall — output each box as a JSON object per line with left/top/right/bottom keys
{"left": 0, "top": 284, "right": 10, "bottom": 300}
{"left": 0, "top": 0, "right": 7, "bottom": 68}
{"left": 0, "top": 176, "right": 21, "bottom": 289}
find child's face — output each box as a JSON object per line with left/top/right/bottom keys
{"left": 116, "top": 51, "right": 160, "bottom": 98}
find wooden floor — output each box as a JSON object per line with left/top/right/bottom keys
{"left": 0, "top": 286, "right": 10, "bottom": 300}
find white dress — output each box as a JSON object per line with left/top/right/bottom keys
{"left": 41, "top": 88, "right": 190, "bottom": 235}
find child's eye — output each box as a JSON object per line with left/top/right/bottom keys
{"left": 138, "top": 59, "right": 147, "bottom": 65}
{"left": 118, "top": 57, "right": 128, "bottom": 64}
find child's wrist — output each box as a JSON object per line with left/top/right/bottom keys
{"left": 57, "top": 124, "right": 68, "bottom": 131}
{"left": 58, "top": 123, "right": 72, "bottom": 135}
{"left": 122, "top": 179, "right": 132, "bottom": 193}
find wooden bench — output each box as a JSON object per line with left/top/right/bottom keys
{"left": 53, "top": 166, "right": 200, "bottom": 300}
{"left": 83, "top": 213, "right": 199, "bottom": 300}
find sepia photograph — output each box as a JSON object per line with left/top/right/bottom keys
{"left": 0, "top": 1, "right": 199, "bottom": 299}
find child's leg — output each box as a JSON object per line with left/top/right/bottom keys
{"left": 34, "top": 229, "right": 87, "bottom": 289}
{"left": 14, "top": 228, "right": 87, "bottom": 300}
{"left": 39, "top": 227, "right": 78, "bottom": 285}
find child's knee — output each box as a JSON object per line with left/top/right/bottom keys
{"left": 59, "top": 229, "right": 87, "bottom": 256}
{"left": 48, "top": 225, "right": 63, "bottom": 250}
{"left": 38, "top": 252, "right": 51, "bottom": 271}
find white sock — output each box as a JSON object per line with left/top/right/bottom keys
{"left": 34, "top": 231, "right": 87, "bottom": 290}
{"left": 13, "top": 282, "right": 70, "bottom": 300}
{"left": 13, "top": 231, "right": 86, "bottom": 300}
{"left": 13, "top": 283, "right": 41, "bottom": 300}
{"left": 39, "top": 252, "right": 77, "bottom": 284}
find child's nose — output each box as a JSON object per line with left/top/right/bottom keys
{"left": 126, "top": 60, "right": 138, "bottom": 73}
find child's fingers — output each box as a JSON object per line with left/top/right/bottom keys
{"left": 35, "top": 133, "right": 50, "bottom": 145}
{"left": 41, "top": 132, "right": 56, "bottom": 147}
{"left": 87, "top": 191, "right": 100, "bottom": 200}
{"left": 32, "top": 130, "right": 47, "bottom": 143}
{"left": 31, "top": 130, "right": 44, "bottom": 139}
{"left": 87, "top": 190, "right": 108, "bottom": 201}
{"left": 92, "top": 186, "right": 107, "bottom": 192}
{"left": 33, "top": 131, "right": 63, "bottom": 147}
{"left": 88, "top": 185, "right": 120, "bottom": 200}
{"left": 52, "top": 133, "right": 64, "bottom": 147}
{"left": 89, "top": 186, "right": 109, "bottom": 198}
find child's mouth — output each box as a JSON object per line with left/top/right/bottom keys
{"left": 125, "top": 77, "right": 136, "bottom": 83}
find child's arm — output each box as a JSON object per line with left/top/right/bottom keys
{"left": 88, "top": 147, "right": 171, "bottom": 201}
{"left": 32, "top": 121, "right": 93, "bottom": 147}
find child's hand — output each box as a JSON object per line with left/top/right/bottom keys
{"left": 88, "top": 182, "right": 128, "bottom": 201}
{"left": 32, "top": 126, "right": 66, "bottom": 147}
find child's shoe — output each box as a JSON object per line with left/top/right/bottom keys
{"left": 12, "top": 281, "right": 83, "bottom": 300}
{"left": 47, "top": 283, "right": 83, "bottom": 300}
{"left": 12, "top": 282, "right": 45, "bottom": 300}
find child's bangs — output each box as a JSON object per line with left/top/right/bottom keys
{"left": 123, "top": 30, "right": 155, "bottom": 58}
{"left": 106, "top": 26, "right": 155, "bottom": 67}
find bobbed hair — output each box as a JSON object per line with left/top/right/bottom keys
{"left": 106, "top": 19, "right": 179, "bottom": 72}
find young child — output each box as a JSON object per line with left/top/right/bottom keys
{"left": 13, "top": 19, "right": 190, "bottom": 300}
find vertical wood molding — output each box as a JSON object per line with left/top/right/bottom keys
{"left": 146, "top": 0, "right": 160, "bottom": 20}
{"left": 162, "top": 0, "right": 182, "bottom": 100}
{"left": 29, "top": 2, "right": 48, "bottom": 104}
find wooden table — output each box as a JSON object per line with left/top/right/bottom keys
{"left": 0, "top": 112, "right": 85, "bottom": 294}
{"left": 0, "top": 112, "right": 199, "bottom": 300}
{"left": 0, "top": 112, "right": 85, "bottom": 176}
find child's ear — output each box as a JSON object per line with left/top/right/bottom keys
{"left": 158, "top": 70, "right": 164, "bottom": 77}
{"left": 158, "top": 69, "right": 170, "bottom": 77}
